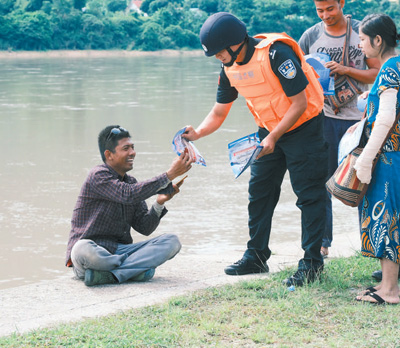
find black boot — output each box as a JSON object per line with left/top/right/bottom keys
{"left": 224, "top": 257, "right": 269, "bottom": 276}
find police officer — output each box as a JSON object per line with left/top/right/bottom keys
{"left": 183, "top": 12, "right": 328, "bottom": 286}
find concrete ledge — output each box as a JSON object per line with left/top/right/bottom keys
{"left": 0, "top": 231, "right": 360, "bottom": 337}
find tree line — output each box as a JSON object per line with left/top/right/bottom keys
{"left": 0, "top": 0, "right": 399, "bottom": 51}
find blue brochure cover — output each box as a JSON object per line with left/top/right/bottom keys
{"left": 228, "top": 133, "right": 263, "bottom": 178}
{"left": 305, "top": 52, "right": 335, "bottom": 95}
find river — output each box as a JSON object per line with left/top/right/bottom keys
{"left": 0, "top": 53, "right": 358, "bottom": 289}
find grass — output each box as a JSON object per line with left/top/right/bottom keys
{"left": 1, "top": 254, "right": 399, "bottom": 347}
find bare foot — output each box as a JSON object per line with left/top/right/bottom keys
{"left": 357, "top": 280, "right": 400, "bottom": 297}
{"left": 356, "top": 290, "right": 400, "bottom": 304}
{"left": 357, "top": 284, "right": 381, "bottom": 297}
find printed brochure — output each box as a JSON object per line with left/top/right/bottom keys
{"left": 228, "top": 133, "right": 263, "bottom": 178}
{"left": 172, "top": 127, "right": 206, "bottom": 166}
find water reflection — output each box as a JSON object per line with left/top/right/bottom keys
{"left": 0, "top": 55, "right": 358, "bottom": 289}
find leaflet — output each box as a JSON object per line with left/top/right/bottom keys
{"left": 228, "top": 133, "right": 263, "bottom": 178}
{"left": 337, "top": 118, "right": 366, "bottom": 165}
{"left": 305, "top": 52, "right": 335, "bottom": 95}
{"left": 172, "top": 127, "right": 206, "bottom": 166}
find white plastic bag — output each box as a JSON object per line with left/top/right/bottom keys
{"left": 337, "top": 118, "right": 366, "bottom": 165}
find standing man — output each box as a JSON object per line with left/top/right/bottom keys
{"left": 299, "top": 0, "right": 379, "bottom": 258}
{"left": 183, "top": 12, "right": 328, "bottom": 286}
{"left": 66, "top": 125, "right": 193, "bottom": 286}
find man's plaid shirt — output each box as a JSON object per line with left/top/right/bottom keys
{"left": 65, "top": 163, "right": 171, "bottom": 266}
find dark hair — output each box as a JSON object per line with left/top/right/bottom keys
{"left": 360, "top": 14, "right": 400, "bottom": 55}
{"left": 98, "top": 125, "right": 131, "bottom": 162}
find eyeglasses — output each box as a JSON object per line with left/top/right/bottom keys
{"left": 106, "top": 127, "right": 127, "bottom": 142}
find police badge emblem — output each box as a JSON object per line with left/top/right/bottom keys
{"left": 278, "top": 59, "right": 297, "bottom": 79}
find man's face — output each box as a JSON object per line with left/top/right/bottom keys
{"left": 215, "top": 42, "right": 242, "bottom": 65}
{"left": 107, "top": 137, "right": 136, "bottom": 176}
{"left": 215, "top": 48, "right": 230, "bottom": 64}
{"left": 315, "top": 0, "right": 344, "bottom": 27}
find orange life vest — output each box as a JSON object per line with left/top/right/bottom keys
{"left": 224, "top": 33, "right": 324, "bottom": 132}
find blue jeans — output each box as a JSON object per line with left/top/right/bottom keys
{"left": 244, "top": 115, "right": 328, "bottom": 270}
{"left": 71, "top": 234, "right": 181, "bottom": 283}
{"left": 323, "top": 117, "right": 359, "bottom": 248}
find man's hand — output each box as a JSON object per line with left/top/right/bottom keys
{"left": 324, "top": 59, "right": 378, "bottom": 84}
{"left": 181, "top": 126, "right": 200, "bottom": 141}
{"left": 256, "top": 133, "right": 278, "bottom": 159}
{"left": 255, "top": 90, "right": 307, "bottom": 160}
{"left": 166, "top": 150, "right": 194, "bottom": 181}
{"left": 157, "top": 183, "right": 180, "bottom": 204}
{"left": 325, "top": 61, "right": 348, "bottom": 76}
{"left": 157, "top": 175, "right": 188, "bottom": 204}
{"left": 176, "top": 175, "right": 188, "bottom": 187}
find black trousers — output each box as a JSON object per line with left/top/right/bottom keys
{"left": 244, "top": 114, "right": 328, "bottom": 270}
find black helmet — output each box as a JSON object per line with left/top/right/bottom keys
{"left": 200, "top": 12, "right": 247, "bottom": 57}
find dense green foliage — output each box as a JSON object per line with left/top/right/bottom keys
{"left": 0, "top": 0, "right": 399, "bottom": 51}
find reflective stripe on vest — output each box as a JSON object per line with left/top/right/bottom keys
{"left": 224, "top": 33, "right": 324, "bottom": 132}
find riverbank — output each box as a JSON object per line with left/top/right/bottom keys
{"left": 0, "top": 49, "right": 204, "bottom": 59}
{"left": 0, "top": 231, "right": 361, "bottom": 337}
{"left": 3, "top": 255, "right": 395, "bottom": 347}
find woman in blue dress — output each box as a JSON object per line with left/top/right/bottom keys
{"left": 354, "top": 14, "right": 400, "bottom": 305}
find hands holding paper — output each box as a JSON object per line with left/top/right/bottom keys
{"left": 157, "top": 151, "right": 193, "bottom": 205}
{"left": 256, "top": 133, "right": 278, "bottom": 159}
{"left": 178, "top": 125, "right": 268, "bottom": 178}
{"left": 166, "top": 149, "right": 193, "bottom": 181}
{"left": 325, "top": 60, "right": 348, "bottom": 76}
{"left": 181, "top": 125, "right": 200, "bottom": 141}
{"left": 172, "top": 127, "right": 206, "bottom": 167}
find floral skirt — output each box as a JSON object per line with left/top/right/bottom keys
{"left": 360, "top": 152, "right": 400, "bottom": 264}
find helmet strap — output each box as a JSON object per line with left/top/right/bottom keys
{"left": 223, "top": 35, "right": 248, "bottom": 67}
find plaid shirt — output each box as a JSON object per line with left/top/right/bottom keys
{"left": 65, "top": 163, "right": 171, "bottom": 266}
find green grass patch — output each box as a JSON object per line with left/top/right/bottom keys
{"left": 1, "top": 254, "right": 399, "bottom": 347}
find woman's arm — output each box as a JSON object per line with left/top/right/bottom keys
{"left": 354, "top": 88, "right": 397, "bottom": 183}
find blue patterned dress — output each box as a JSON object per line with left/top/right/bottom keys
{"left": 361, "top": 56, "right": 400, "bottom": 264}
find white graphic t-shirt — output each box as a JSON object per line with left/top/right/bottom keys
{"left": 299, "top": 19, "right": 368, "bottom": 120}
